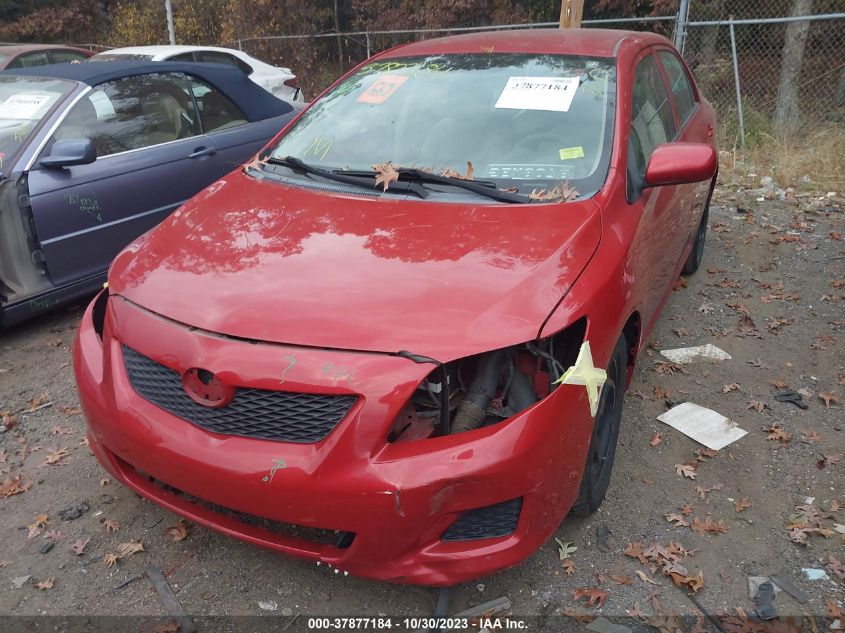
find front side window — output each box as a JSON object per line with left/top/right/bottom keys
{"left": 629, "top": 54, "right": 676, "bottom": 179}
{"left": 658, "top": 51, "right": 696, "bottom": 125}
{"left": 0, "top": 76, "right": 75, "bottom": 164}
{"left": 267, "top": 54, "right": 616, "bottom": 197}
{"left": 53, "top": 72, "right": 201, "bottom": 157}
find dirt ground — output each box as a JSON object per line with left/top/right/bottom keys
{"left": 1, "top": 183, "right": 843, "bottom": 632}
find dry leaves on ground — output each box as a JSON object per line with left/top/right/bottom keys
{"left": 571, "top": 587, "right": 608, "bottom": 607}
{"left": 164, "top": 519, "right": 190, "bottom": 542}
{"left": 624, "top": 540, "right": 703, "bottom": 594}
{"left": 765, "top": 424, "right": 791, "bottom": 444}
{"left": 675, "top": 464, "right": 697, "bottom": 480}
{"left": 691, "top": 516, "right": 728, "bottom": 535}
{"left": 734, "top": 498, "right": 752, "bottom": 512}
{"left": 35, "top": 577, "right": 54, "bottom": 590}
{"left": 1, "top": 476, "right": 32, "bottom": 498}
{"left": 819, "top": 391, "right": 840, "bottom": 408}
{"left": 42, "top": 447, "right": 70, "bottom": 466}
{"left": 650, "top": 432, "right": 663, "bottom": 447}
{"left": 102, "top": 518, "right": 120, "bottom": 533}
{"left": 71, "top": 537, "right": 90, "bottom": 555}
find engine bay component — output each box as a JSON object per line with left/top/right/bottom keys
{"left": 388, "top": 318, "right": 587, "bottom": 442}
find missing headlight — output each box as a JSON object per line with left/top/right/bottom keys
{"left": 388, "top": 318, "right": 586, "bottom": 441}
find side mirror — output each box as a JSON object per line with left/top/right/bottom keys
{"left": 644, "top": 142, "right": 717, "bottom": 188}
{"left": 40, "top": 139, "right": 97, "bottom": 169}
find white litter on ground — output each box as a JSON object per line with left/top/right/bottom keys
{"left": 660, "top": 344, "right": 732, "bottom": 364}
{"left": 258, "top": 601, "right": 279, "bottom": 611}
{"left": 802, "top": 568, "right": 829, "bottom": 581}
{"left": 657, "top": 402, "right": 748, "bottom": 451}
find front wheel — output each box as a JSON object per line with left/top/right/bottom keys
{"left": 570, "top": 335, "right": 627, "bottom": 516}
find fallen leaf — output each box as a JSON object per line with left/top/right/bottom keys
{"left": 555, "top": 538, "right": 576, "bottom": 560}
{"left": 528, "top": 180, "right": 579, "bottom": 202}
{"left": 800, "top": 429, "right": 823, "bottom": 443}
{"left": 563, "top": 558, "right": 575, "bottom": 576}
{"left": 35, "top": 577, "right": 54, "bottom": 590}
{"left": 43, "top": 447, "right": 70, "bottom": 465}
{"left": 673, "top": 276, "right": 688, "bottom": 290}
{"left": 788, "top": 527, "right": 808, "bottom": 545}
{"left": 691, "top": 516, "right": 728, "bottom": 535}
{"left": 649, "top": 432, "right": 663, "bottom": 447}
{"left": 59, "top": 406, "right": 82, "bottom": 416}
{"left": 817, "top": 453, "right": 842, "bottom": 469}
{"left": 654, "top": 386, "right": 667, "bottom": 399}
{"left": 827, "top": 555, "right": 845, "bottom": 582}
{"left": 819, "top": 392, "right": 840, "bottom": 408}
{"left": 769, "top": 379, "right": 789, "bottom": 389}
{"left": 242, "top": 153, "right": 268, "bottom": 172}
{"left": 103, "top": 553, "right": 119, "bottom": 567}
{"left": 734, "top": 498, "right": 752, "bottom": 513}
{"left": 675, "top": 464, "right": 697, "bottom": 480}
{"left": 665, "top": 513, "right": 690, "bottom": 528}
{"left": 116, "top": 540, "right": 145, "bottom": 557}
{"left": 372, "top": 161, "right": 399, "bottom": 191}
{"left": 680, "top": 503, "right": 694, "bottom": 516}
{"left": 71, "top": 537, "right": 90, "bottom": 555}
{"left": 2, "top": 411, "right": 17, "bottom": 430}
{"left": 624, "top": 542, "right": 648, "bottom": 565}
{"left": 164, "top": 519, "right": 189, "bottom": 542}
{"left": 27, "top": 393, "right": 50, "bottom": 411}
{"left": 102, "top": 518, "right": 120, "bottom": 533}
{"left": 722, "top": 383, "right": 741, "bottom": 393}
{"left": 608, "top": 574, "right": 633, "bottom": 585}
{"left": 46, "top": 529, "right": 64, "bottom": 542}
{"left": 153, "top": 623, "right": 180, "bottom": 633}
{"left": 572, "top": 587, "right": 608, "bottom": 607}
{"left": 765, "top": 424, "right": 791, "bottom": 444}
{"left": 100, "top": 478, "right": 111, "bottom": 486}
{"left": 559, "top": 609, "right": 593, "bottom": 623}
{"left": 635, "top": 570, "right": 659, "bottom": 585}
{"left": 746, "top": 399, "right": 768, "bottom": 412}
{"left": 669, "top": 570, "right": 704, "bottom": 594}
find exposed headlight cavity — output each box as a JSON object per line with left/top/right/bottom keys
{"left": 388, "top": 318, "right": 586, "bottom": 442}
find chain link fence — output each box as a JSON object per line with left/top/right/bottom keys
{"left": 681, "top": 1, "right": 844, "bottom": 147}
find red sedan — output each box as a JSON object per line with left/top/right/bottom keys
{"left": 74, "top": 28, "right": 717, "bottom": 585}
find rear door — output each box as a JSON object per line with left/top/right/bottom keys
{"left": 656, "top": 49, "right": 713, "bottom": 236}
{"left": 25, "top": 71, "right": 225, "bottom": 287}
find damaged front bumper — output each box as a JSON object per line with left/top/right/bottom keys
{"left": 74, "top": 294, "right": 596, "bottom": 585}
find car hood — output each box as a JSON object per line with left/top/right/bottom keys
{"left": 109, "top": 171, "right": 601, "bottom": 361}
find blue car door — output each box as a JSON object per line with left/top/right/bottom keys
{"left": 25, "top": 71, "right": 225, "bottom": 287}
{"left": 186, "top": 74, "right": 292, "bottom": 173}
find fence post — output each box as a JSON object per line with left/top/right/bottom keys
{"left": 675, "top": 0, "right": 690, "bottom": 52}
{"left": 728, "top": 17, "right": 746, "bottom": 148}
{"left": 237, "top": 39, "right": 242, "bottom": 51}
{"left": 365, "top": 32, "right": 371, "bottom": 58}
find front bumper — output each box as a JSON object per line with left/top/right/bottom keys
{"left": 74, "top": 294, "right": 595, "bottom": 585}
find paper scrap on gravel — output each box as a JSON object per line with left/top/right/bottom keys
{"left": 660, "top": 344, "right": 731, "bottom": 364}
{"left": 657, "top": 402, "right": 747, "bottom": 451}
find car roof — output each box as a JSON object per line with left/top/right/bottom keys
{"left": 0, "top": 44, "right": 91, "bottom": 56}
{"left": 378, "top": 28, "right": 669, "bottom": 59}
{"left": 98, "top": 45, "right": 243, "bottom": 57}
{"left": 1, "top": 60, "right": 292, "bottom": 122}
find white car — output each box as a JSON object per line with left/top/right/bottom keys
{"left": 90, "top": 45, "right": 304, "bottom": 107}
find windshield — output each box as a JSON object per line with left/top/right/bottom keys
{"left": 269, "top": 54, "right": 616, "bottom": 197}
{"left": 0, "top": 76, "right": 74, "bottom": 169}
{"left": 89, "top": 53, "right": 155, "bottom": 62}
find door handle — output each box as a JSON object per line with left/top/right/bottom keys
{"left": 188, "top": 146, "right": 217, "bottom": 159}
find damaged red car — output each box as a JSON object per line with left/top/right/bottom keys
{"left": 74, "top": 28, "right": 717, "bottom": 585}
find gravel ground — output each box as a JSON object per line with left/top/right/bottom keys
{"left": 1, "top": 187, "right": 843, "bottom": 632}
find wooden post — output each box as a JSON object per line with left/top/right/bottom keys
{"left": 560, "top": 0, "right": 584, "bottom": 28}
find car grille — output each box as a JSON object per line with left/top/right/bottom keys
{"left": 441, "top": 498, "right": 523, "bottom": 541}
{"left": 122, "top": 345, "right": 357, "bottom": 443}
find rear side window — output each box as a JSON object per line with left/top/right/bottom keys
{"left": 188, "top": 77, "right": 247, "bottom": 132}
{"left": 169, "top": 52, "right": 197, "bottom": 63}
{"left": 7, "top": 52, "right": 50, "bottom": 68}
{"left": 198, "top": 51, "right": 252, "bottom": 75}
{"left": 659, "top": 51, "right": 696, "bottom": 125}
{"left": 629, "top": 54, "right": 676, "bottom": 179}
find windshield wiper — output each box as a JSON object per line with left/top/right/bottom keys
{"left": 262, "top": 155, "right": 430, "bottom": 199}
{"left": 339, "top": 167, "right": 531, "bottom": 204}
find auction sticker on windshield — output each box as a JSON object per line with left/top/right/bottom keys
{"left": 495, "top": 76, "right": 579, "bottom": 112}
{"left": 356, "top": 74, "right": 409, "bottom": 104}
{"left": 0, "top": 93, "right": 51, "bottom": 119}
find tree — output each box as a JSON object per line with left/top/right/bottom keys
{"left": 773, "top": 0, "right": 813, "bottom": 132}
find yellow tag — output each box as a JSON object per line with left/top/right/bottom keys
{"left": 559, "top": 146, "right": 585, "bottom": 160}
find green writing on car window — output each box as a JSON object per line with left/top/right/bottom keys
{"left": 306, "top": 136, "right": 333, "bottom": 160}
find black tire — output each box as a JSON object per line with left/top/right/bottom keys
{"left": 682, "top": 177, "right": 715, "bottom": 275}
{"left": 570, "top": 335, "right": 627, "bottom": 516}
